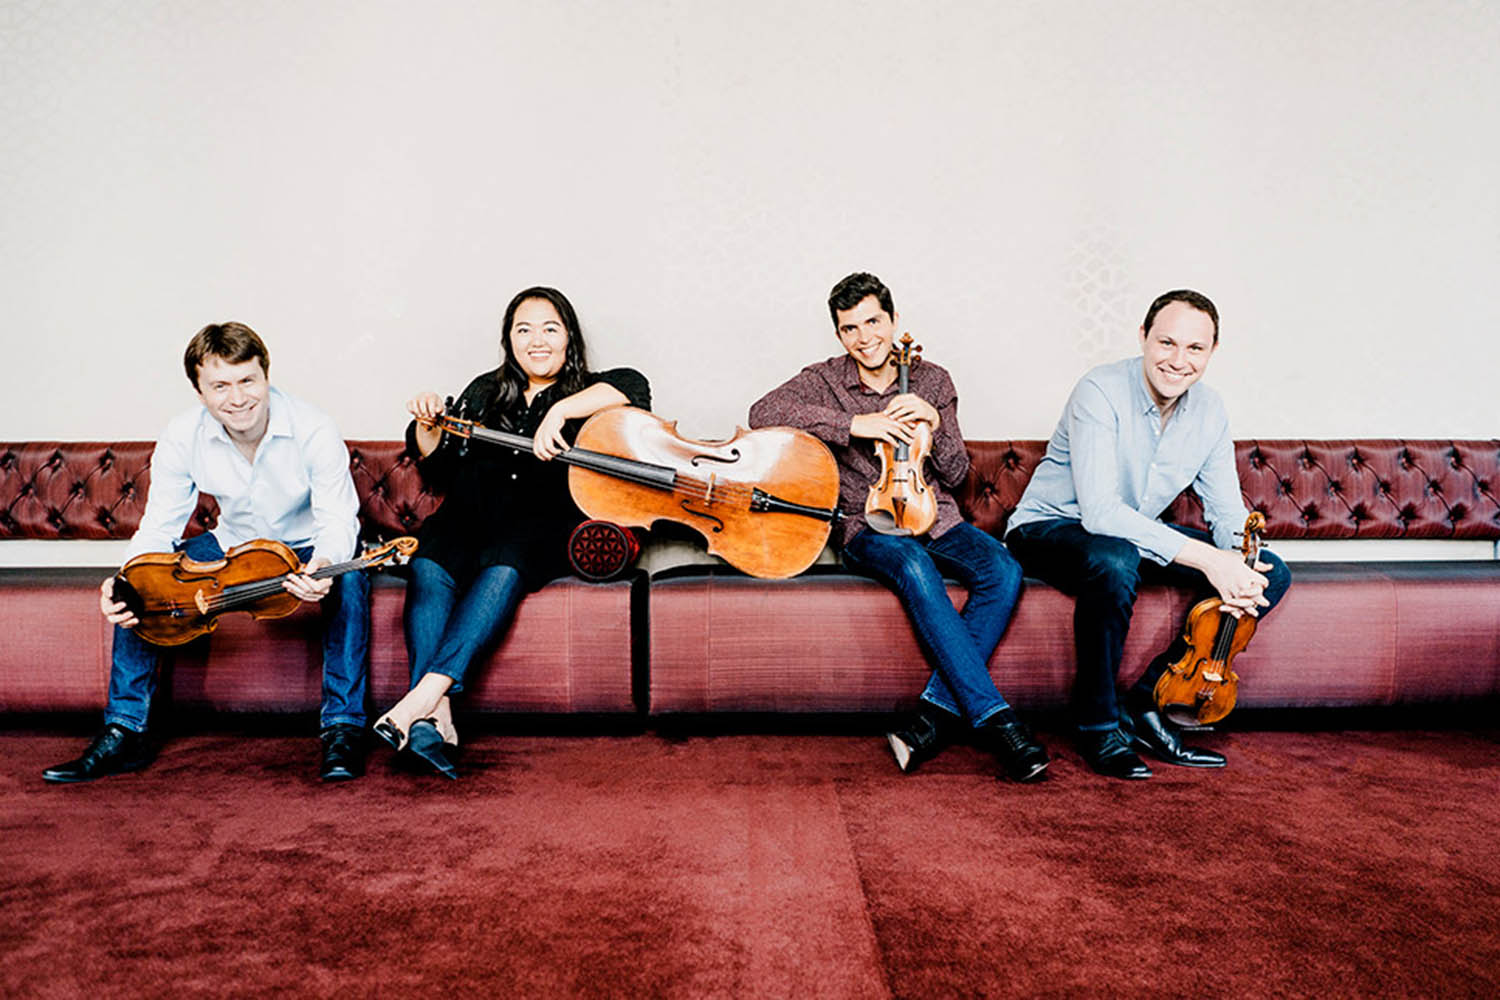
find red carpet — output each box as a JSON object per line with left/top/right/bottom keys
{"left": 2, "top": 727, "right": 1497, "bottom": 998}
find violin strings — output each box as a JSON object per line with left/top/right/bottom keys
{"left": 197, "top": 558, "right": 367, "bottom": 612}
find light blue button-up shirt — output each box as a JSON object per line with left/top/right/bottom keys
{"left": 1006, "top": 356, "right": 1247, "bottom": 564}
{"left": 124, "top": 386, "right": 360, "bottom": 566}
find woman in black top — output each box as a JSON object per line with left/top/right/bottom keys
{"left": 375, "top": 286, "right": 650, "bottom": 777}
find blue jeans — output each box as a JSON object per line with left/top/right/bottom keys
{"left": 402, "top": 557, "right": 525, "bottom": 694}
{"left": 842, "top": 521, "right": 1024, "bottom": 726}
{"left": 105, "top": 532, "right": 371, "bottom": 733}
{"left": 1006, "top": 519, "right": 1292, "bottom": 731}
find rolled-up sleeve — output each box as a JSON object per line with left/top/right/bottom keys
{"left": 749, "top": 369, "right": 853, "bottom": 449}
{"left": 924, "top": 367, "right": 969, "bottom": 489}
{"left": 593, "top": 368, "right": 652, "bottom": 411}
{"left": 1070, "top": 382, "right": 1188, "bottom": 565}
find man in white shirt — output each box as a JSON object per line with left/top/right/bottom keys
{"left": 43, "top": 323, "right": 372, "bottom": 783}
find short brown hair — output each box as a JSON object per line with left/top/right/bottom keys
{"left": 183, "top": 322, "right": 270, "bottom": 388}
{"left": 1142, "top": 290, "right": 1219, "bottom": 345}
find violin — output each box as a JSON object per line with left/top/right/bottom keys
{"left": 112, "top": 536, "right": 417, "bottom": 646}
{"left": 865, "top": 334, "right": 937, "bottom": 536}
{"left": 1153, "top": 512, "right": 1267, "bottom": 726}
{"left": 421, "top": 406, "right": 839, "bottom": 579}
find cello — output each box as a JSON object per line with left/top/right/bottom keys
{"left": 419, "top": 406, "right": 839, "bottom": 579}
{"left": 112, "top": 536, "right": 417, "bottom": 646}
{"left": 864, "top": 333, "right": 937, "bottom": 536}
{"left": 1152, "top": 511, "right": 1266, "bottom": 726}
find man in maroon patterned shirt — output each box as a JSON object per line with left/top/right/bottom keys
{"left": 748, "top": 272, "right": 1048, "bottom": 783}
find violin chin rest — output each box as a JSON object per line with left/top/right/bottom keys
{"left": 1162, "top": 709, "right": 1216, "bottom": 731}
{"left": 864, "top": 511, "right": 914, "bottom": 536}
{"left": 112, "top": 574, "right": 146, "bottom": 621}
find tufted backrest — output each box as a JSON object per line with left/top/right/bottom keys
{"left": 960, "top": 439, "right": 1500, "bottom": 540}
{"left": 4, "top": 438, "right": 1498, "bottom": 543}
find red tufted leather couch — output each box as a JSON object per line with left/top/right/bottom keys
{"left": 648, "top": 439, "right": 1500, "bottom": 713}
{"left": 3, "top": 439, "right": 1499, "bottom": 717}
{"left": 0, "top": 442, "right": 639, "bottom": 715}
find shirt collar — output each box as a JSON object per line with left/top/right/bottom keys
{"left": 835, "top": 352, "right": 895, "bottom": 394}
{"left": 835, "top": 353, "right": 864, "bottom": 390}
{"left": 1129, "top": 355, "right": 1193, "bottom": 420}
{"left": 204, "top": 385, "right": 291, "bottom": 444}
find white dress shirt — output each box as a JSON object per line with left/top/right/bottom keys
{"left": 1007, "top": 356, "right": 1248, "bottom": 564}
{"left": 124, "top": 386, "right": 360, "bottom": 566}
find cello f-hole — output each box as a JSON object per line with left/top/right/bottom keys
{"left": 690, "top": 448, "right": 742, "bottom": 467}
{"left": 678, "top": 499, "right": 726, "bottom": 533}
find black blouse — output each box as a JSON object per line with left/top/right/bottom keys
{"left": 405, "top": 367, "right": 652, "bottom": 590}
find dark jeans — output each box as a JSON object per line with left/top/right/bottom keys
{"left": 842, "top": 521, "right": 1024, "bottom": 726}
{"left": 1006, "top": 519, "right": 1292, "bottom": 731}
{"left": 401, "top": 557, "right": 525, "bottom": 694}
{"left": 105, "top": 531, "right": 371, "bottom": 733}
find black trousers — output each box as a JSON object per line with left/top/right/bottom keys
{"left": 1006, "top": 519, "right": 1292, "bottom": 731}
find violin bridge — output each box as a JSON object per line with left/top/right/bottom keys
{"left": 1201, "top": 670, "right": 1224, "bottom": 683}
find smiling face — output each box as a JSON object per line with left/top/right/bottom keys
{"left": 834, "top": 294, "right": 899, "bottom": 377}
{"left": 508, "top": 296, "right": 570, "bottom": 388}
{"left": 195, "top": 355, "right": 271, "bottom": 444}
{"left": 1139, "top": 301, "right": 1217, "bottom": 413}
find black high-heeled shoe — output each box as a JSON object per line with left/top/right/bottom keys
{"left": 407, "top": 718, "right": 459, "bottom": 780}
{"left": 372, "top": 716, "right": 408, "bottom": 752}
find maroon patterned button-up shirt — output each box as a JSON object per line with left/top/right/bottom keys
{"left": 748, "top": 353, "right": 971, "bottom": 548}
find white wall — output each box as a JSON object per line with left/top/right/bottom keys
{"left": 3, "top": 0, "right": 1497, "bottom": 448}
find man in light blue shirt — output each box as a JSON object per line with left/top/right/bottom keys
{"left": 1007, "top": 290, "right": 1291, "bottom": 780}
{"left": 43, "top": 323, "right": 371, "bottom": 784}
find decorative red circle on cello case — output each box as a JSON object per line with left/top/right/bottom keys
{"left": 567, "top": 520, "right": 641, "bottom": 580}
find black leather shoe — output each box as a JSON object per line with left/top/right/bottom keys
{"left": 1079, "top": 728, "right": 1152, "bottom": 780}
{"left": 319, "top": 724, "right": 366, "bottom": 782}
{"left": 406, "top": 719, "right": 458, "bottom": 781}
{"left": 972, "top": 709, "right": 1050, "bottom": 783}
{"left": 1125, "top": 695, "right": 1226, "bottom": 768}
{"left": 42, "top": 724, "right": 151, "bottom": 783}
{"left": 886, "top": 703, "right": 961, "bottom": 773}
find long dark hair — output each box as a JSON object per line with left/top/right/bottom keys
{"left": 488, "top": 286, "right": 592, "bottom": 429}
